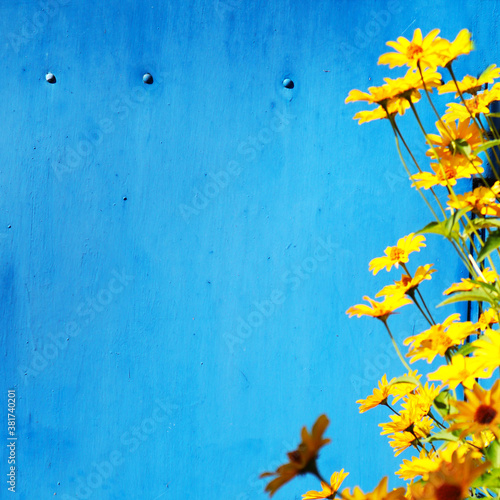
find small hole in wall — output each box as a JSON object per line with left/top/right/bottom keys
{"left": 143, "top": 73, "right": 154, "bottom": 84}
{"left": 46, "top": 73, "right": 56, "bottom": 84}
{"left": 282, "top": 78, "right": 294, "bottom": 89}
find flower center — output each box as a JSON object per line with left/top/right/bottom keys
{"left": 389, "top": 247, "right": 405, "bottom": 261}
{"left": 288, "top": 450, "right": 302, "bottom": 464}
{"left": 435, "top": 484, "right": 462, "bottom": 500}
{"left": 437, "top": 164, "right": 457, "bottom": 181}
{"left": 400, "top": 275, "right": 412, "bottom": 287}
{"left": 407, "top": 43, "right": 423, "bottom": 60}
{"left": 467, "top": 97, "right": 480, "bottom": 113}
{"left": 475, "top": 404, "right": 497, "bottom": 424}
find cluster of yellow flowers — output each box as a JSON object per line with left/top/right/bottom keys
{"left": 260, "top": 28, "right": 500, "bottom": 500}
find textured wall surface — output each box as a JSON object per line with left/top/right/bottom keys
{"left": 2, "top": 0, "right": 499, "bottom": 499}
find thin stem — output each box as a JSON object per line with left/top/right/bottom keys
{"left": 408, "top": 290, "right": 434, "bottom": 326}
{"left": 447, "top": 64, "right": 500, "bottom": 181}
{"left": 388, "top": 115, "right": 442, "bottom": 220}
{"left": 417, "top": 63, "right": 453, "bottom": 140}
{"left": 382, "top": 320, "right": 412, "bottom": 372}
{"left": 416, "top": 288, "right": 436, "bottom": 325}
{"left": 401, "top": 264, "right": 436, "bottom": 325}
{"left": 383, "top": 401, "right": 400, "bottom": 416}
{"left": 391, "top": 119, "right": 446, "bottom": 218}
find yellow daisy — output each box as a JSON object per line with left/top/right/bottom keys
{"left": 426, "top": 119, "right": 483, "bottom": 167}
{"left": 439, "top": 64, "right": 500, "bottom": 96}
{"left": 427, "top": 354, "right": 486, "bottom": 390}
{"left": 443, "top": 267, "right": 497, "bottom": 295}
{"left": 342, "top": 477, "right": 406, "bottom": 500}
{"left": 378, "top": 29, "right": 449, "bottom": 70}
{"left": 447, "top": 380, "right": 500, "bottom": 439}
{"left": 346, "top": 294, "right": 412, "bottom": 323}
{"left": 447, "top": 183, "right": 500, "bottom": 216}
{"left": 443, "top": 84, "right": 500, "bottom": 122}
{"left": 404, "top": 314, "right": 476, "bottom": 363}
{"left": 410, "top": 160, "right": 482, "bottom": 190}
{"left": 471, "top": 328, "right": 500, "bottom": 377}
{"left": 260, "top": 415, "right": 331, "bottom": 497}
{"left": 409, "top": 451, "right": 489, "bottom": 500}
{"left": 302, "top": 469, "right": 349, "bottom": 499}
{"left": 376, "top": 265, "right": 435, "bottom": 298}
{"left": 369, "top": 233, "right": 426, "bottom": 275}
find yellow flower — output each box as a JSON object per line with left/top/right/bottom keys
{"left": 376, "top": 265, "right": 435, "bottom": 298}
{"left": 471, "top": 328, "right": 500, "bottom": 377}
{"left": 397, "top": 442, "right": 484, "bottom": 481}
{"left": 346, "top": 294, "right": 412, "bottom": 322}
{"left": 356, "top": 372, "right": 420, "bottom": 413}
{"left": 427, "top": 354, "right": 486, "bottom": 390}
{"left": 260, "top": 415, "right": 331, "bottom": 497}
{"left": 380, "top": 411, "right": 433, "bottom": 437}
{"left": 410, "top": 160, "right": 482, "bottom": 190}
{"left": 439, "top": 64, "right": 500, "bottom": 96}
{"left": 402, "top": 383, "right": 441, "bottom": 417}
{"left": 443, "top": 267, "right": 497, "bottom": 295}
{"left": 447, "top": 380, "right": 500, "bottom": 440}
{"left": 347, "top": 69, "right": 441, "bottom": 124}
{"left": 443, "top": 85, "right": 500, "bottom": 122}
{"left": 439, "top": 29, "right": 474, "bottom": 67}
{"left": 378, "top": 29, "right": 449, "bottom": 70}
{"left": 356, "top": 374, "right": 393, "bottom": 413}
{"left": 342, "top": 477, "right": 406, "bottom": 500}
{"left": 387, "top": 419, "right": 433, "bottom": 457}
{"left": 447, "top": 182, "right": 500, "bottom": 216}
{"left": 353, "top": 99, "right": 413, "bottom": 124}
{"left": 426, "top": 119, "right": 483, "bottom": 167}
{"left": 398, "top": 449, "right": 438, "bottom": 481}
{"left": 409, "top": 451, "right": 489, "bottom": 500}
{"left": 302, "top": 470, "right": 349, "bottom": 499}
{"left": 369, "top": 234, "right": 426, "bottom": 275}
{"left": 475, "top": 308, "right": 499, "bottom": 330}
{"left": 404, "top": 314, "right": 476, "bottom": 363}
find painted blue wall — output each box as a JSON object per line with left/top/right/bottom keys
{"left": 1, "top": 0, "right": 499, "bottom": 498}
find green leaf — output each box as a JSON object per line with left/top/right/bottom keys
{"left": 472, "top": 469, "right": 500, "bottom": 489}
{"left": 438, "top": 288, "right": 493, "bottom": 307}
{"left": 452, "top": 342, "right": 477, "bottom": 357}
{"left": 486, "top": 440, "right": 500, "bottom": 468}
{"left": 477, "top": 230, "right": 500, "bottom": 263}
{"left": 469, "top": 218, "right": 500, "bottom": 231}
{"left": 422, "top": 429, "right": 459, "bottom": 443}
{"left": 417, "top": 210, "right": 468, "bottom": 243}
{"left": 475, "top": 139, "right": 500, "bottom": 153}
{"left": 388, "top": 375, "right": 420, "bottom": 387}
{"left": 433, "top": 389, "right": 452, "bottom": 418}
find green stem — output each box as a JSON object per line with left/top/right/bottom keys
{"left": 382, "top": 320, "right": 412, "bottom": 372}
{"left": 388, "top": 115, "right": 442, "bottom": 220}
{"left": 447, "top": 64, "right": 500, "bottom": 181}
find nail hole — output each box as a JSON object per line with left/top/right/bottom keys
{"left": 46, "top": 73, "right": 56, "bottom": 84}
{"left": 282, "top": 78, "right": 294, "bottom": 89}
{"left": 143, "top": 73, "right": 153, "bottom": 84}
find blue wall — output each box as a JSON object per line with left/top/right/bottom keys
{"left": 2, "top": 1, "right": 499, "bottom": 498}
